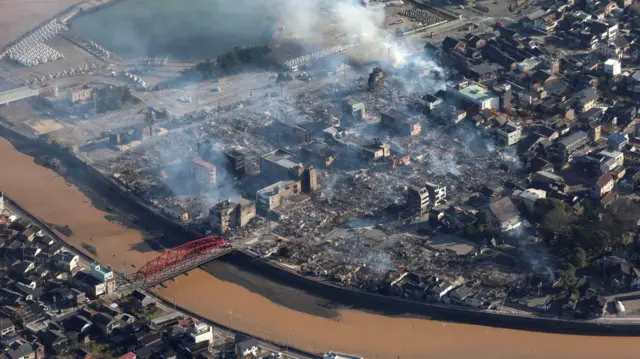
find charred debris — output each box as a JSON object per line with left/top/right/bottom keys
{"left": 105, "top": 10, "right": 640, "bottom": 317}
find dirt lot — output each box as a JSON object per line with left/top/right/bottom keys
{"left": 0, "top": 0, "right": 78, "bottom": 48}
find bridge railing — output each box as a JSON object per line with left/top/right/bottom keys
{"left": 130, "top": 236, "right": 232, "bottom": 287}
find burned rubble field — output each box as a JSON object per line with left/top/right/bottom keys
{"left": 107, "top": 67, "right": 531, "bottom": 300}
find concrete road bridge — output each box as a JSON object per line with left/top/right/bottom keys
{"left": 0, "top": 86, "right": 41, "bottom": 105}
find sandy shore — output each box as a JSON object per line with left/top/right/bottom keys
{"left": 1, "top": 135, "right": 640, "bottom": 358}
{"left": 0, "top": 0, "right": 79, "bottom": 47}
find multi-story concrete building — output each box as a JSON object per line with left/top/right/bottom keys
{"left": 425, "top": 182, "right": 447, "bottom": 207}
{"left": 191, "top": 157, "right": 216, "bottom": 185}
{"left": 604, "top": 58, "right": 621, "bottom": 76}
{"left": 209, "top": 199, "right": 256, "bottom": 232}
{"left": 407, "top": 186, "right": 429, "bottom": 216}
{"left": 256, "top": 180, "right": 301, "bottom": 212}
{"left": 380, "top": 109, "right": 421, "bottom": 136}
{"left": 260, "top": 149, "right": 304, "bottom": 183}
{"left": 70, "top": 87, "right": 92, "bottom": 103}
{"left": 496, "top": 121, "right": 522, "bottom": 146}
{"left": 447, "top": 81, "right": 500, "bottom": 110}
{"left": 224, "top": 150, "right": 246, "bottom": 177}
{"left": 342, "top": 97, "right": 366, "bottom": 125}
{"left": 598, "top": 42, "right": 622, "bottom": 59}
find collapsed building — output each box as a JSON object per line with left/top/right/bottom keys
{"left": 209, "top": 198, "right": 256, "bottom": 233}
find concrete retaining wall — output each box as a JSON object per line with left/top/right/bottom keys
{"left": 233, "top": 250, "right": 640, "bottom": 336}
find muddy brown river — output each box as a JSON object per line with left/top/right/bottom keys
{"left": 1, "top": 136, "right": 640, "bottom": 358}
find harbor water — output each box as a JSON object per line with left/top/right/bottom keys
{"left": 70, "top": 0, "right": 276, "bottom": 59}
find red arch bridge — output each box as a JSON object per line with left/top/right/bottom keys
{"left": 128, "top": 236, "right": 233, "bottom": 288}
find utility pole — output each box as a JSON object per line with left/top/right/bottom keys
{"left": 343, "top": 59, "right": 347, "bottom": 84}
{"left": 195, "top": 83, "right": 199, "bottom": 112}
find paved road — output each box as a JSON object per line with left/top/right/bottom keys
{"left": 0, "top": 86, "right": 40, "bottom": 105}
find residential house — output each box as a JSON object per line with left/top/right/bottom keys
{"left": 54, "top": 253, "right": 79, "bottom": 272}
{"left": 190, "top": 157, "right": 216, "bottom": 186}
{"left": 631, "top": 42, "right": 640, "bottom": 63}
{"left": 627, "top": 71, "right": 640, "bottom": 93}
{"left": 597, "top": 41, "right": 623, "bottom": 59}
{"left": 62, "top": 314, "right": 92, "bottom": 335}
{"left": 522, "top": 10, "right": 557, "bottom": 34}
{"left": 93, "top": 312, "right": 120, "bottom": 337}
{"left": 49, "top": 287, "right": 84, "bottom": 308}
{"left": 599, "top": 150, "right": 624, "bottom": 172}
{"left": 301, "top": 142, "right": 338, "bottom": 168}
{"left": 548, "top": 130, "right": 590, "bottom": 163}
{"left": 587, "top": 19, "right": 619, "bottom": 40}
{"left": 448, "top": 285, "right": 474, "bottom": 304}
{"left": 421, "top": 94, "right": 443, "bottom": 113}
{"left": 235, "top": 337, "right": 259, "bottom": 357}
{"left": 590, "top": 172, "right": 615, "bottom": 199}
{"left": 38, "top": 330, "right": 67, "bottom": 354}
{"left": 608, "top": 132, "right": 629, "bottom": 151}
{"left": 468, "top": 62, "right": 502, "bottom": 82}
{"left": 425, "top": 279, "right": 455, "bottom": 301}
{"left": 1, "top": 343, "right": 35, "bottom": 359}
{"left": 573, "top": 87, "right": 598, "bottom": 113}
{"left": 0, "top": 317, "right": 15, "bottom": 338}
{"left": 130, "top": 290, "right": 153, "bottom": 310}
{"left": 604, "top": 1, "right": 618, "bottom": 14}
{"left": 75, "top": 272, "right": 106, "bottom": 297}
{"left": 513, "top": 188, "right": 547, "bottom": 213}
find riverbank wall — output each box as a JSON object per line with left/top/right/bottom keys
{"left": 230, "top": 251, "right": 640, "bottom": 337}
